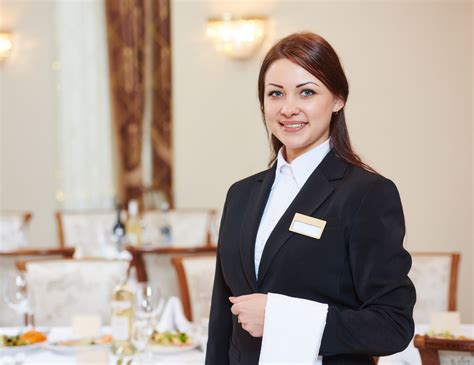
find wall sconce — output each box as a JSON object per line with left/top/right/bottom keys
{"left": 0, "top": 31, "right": 13, "bottom": 63}
{"left": 206, "top": 14, "right": 267, "bottom": 60}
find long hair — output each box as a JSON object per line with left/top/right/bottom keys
{"left": 258, "top": 32, "right": 376, "bottom": 173}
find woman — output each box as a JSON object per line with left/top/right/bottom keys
{"left": 205, "top": 32, "right": 415, "bottom": 365}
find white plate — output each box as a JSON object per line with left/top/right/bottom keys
{"left": 43, "top": 341, "right": 111, "bottom": 354}
{"left": 148, "top": 342, "right": 200, "bottom": 354}
{"left": 0, "top": 342, "right": 45, "bottom": 355}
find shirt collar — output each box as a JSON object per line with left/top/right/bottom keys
{"left": 273, "top": 138, "right": 332, "bottom": 189}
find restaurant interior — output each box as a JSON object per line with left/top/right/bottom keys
{"left": 0, "top": 0, "right": 472, "bottom": 364}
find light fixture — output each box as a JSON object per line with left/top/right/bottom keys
{"left": 0, "top": 31, "right": 13, "bottom": 63}
{"left": 206, "top": 14, "right": 267, "bottom": 60}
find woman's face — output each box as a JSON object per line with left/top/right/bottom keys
{"left": 263, "top": 58, "right": 344, "bottom": 163}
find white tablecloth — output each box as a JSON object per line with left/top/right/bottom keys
{"left": 2, "top": 324, "right": 473, "bottom": 364}
{"left": 378, "top": 323, "right": 474, "bottom": 365}
{"left": 0, "top": 327, "right": 206, "bottom": 365}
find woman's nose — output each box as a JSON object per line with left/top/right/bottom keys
{"left": 280, "top": 101, "right": 300, "bottom": 117}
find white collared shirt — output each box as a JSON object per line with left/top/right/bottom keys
{"left": 255, "top": 139, "right": 331, "bottom": 365}
{"left": 254, "top": 138, "right": 332, "bottom": 278}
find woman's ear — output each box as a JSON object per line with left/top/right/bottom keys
{"left": 333, "top": 97, "right": 345, "bottom": 113}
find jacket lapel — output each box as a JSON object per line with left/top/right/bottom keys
{"left": 240, "top": 164, "right": 276, "bottom": 292}
{"left": 257, "top": 150, "right": 349, "bottom": 285}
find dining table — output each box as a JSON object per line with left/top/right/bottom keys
{"left": 378, "top": 323, "right": 474, "bottom": 365}
{"left": 0, "top": 326, "right": 206, "bottom": 365}
{"left": 2, "top": 324, "right": 473, "bottom": 365}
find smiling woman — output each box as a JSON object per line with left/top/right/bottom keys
{"left": 206, "top": 32, "right": 415, "bottom": 365}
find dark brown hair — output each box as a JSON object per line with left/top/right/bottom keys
{"left": 258, "top": 32, "right": 376, "bottom": 173}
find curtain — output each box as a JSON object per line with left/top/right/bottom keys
{"left": 105, "top": 0, "right": 146, "bottom": 205}
{"left": 150, "top": 0, "right": 173, "bottom": 207}
{"left": 105, "top": 0, "right": 173, "bottom": 207}
{"left": 55, "top": 0, "right": 115, "bottom": 210}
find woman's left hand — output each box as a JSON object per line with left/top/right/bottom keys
{"left": 229, "top": 294, "right": 267, "bottom": 337}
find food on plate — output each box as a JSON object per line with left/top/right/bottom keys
{"left": 53, "top": 334, "right": 112, "bottom": 347}
{"left": 149, "top": 330, "right": 193, "bottom": 346}
{"left": 425, "top": 330, "right": 472, "bottom": 340}
{"left": 1, "top": 330, "right": 47, "bottom": 347}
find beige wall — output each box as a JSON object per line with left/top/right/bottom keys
{"left": 0, "top": 0, "right": 58, "bottom": 245}
{"left": 172, "top": 0, "right": 473, "bottom": 321}
{"left": 0, "top": 1, "right": 472, "bottom": 321}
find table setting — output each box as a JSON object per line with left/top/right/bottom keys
{"left": 0, "top": 272, "right": 207, "bottom": 365}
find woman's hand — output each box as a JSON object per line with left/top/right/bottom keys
{"left": 229, "top": 294, "right": 267, "bottom": 337}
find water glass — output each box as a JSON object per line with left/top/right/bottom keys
{"left": 2, "top": 273, "right": 33, "bottom": 328}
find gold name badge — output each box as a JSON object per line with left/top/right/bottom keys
{"left": 289, "top": 213, "right": 327, "bottom": 239}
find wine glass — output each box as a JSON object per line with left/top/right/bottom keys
{"left": 134, "top": 283, "right": 163, "bottom": 362}
{"left": 131, "top": 319, "right": 154, "bottom": 364}
{"left": 135, "top": 283, "right": 163, "bottom": 322}
{"left": 2, "top": 272, "right": 33, "bottom": 328}
{"left": 193, "top": 291, "right": 211, "bottom": 348}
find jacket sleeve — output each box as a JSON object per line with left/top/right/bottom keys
{"left": 205, "top": 192, "right": 233, "bottom": 365}
{"left": 319, "top": 177, "right": 416, "bottom": 356}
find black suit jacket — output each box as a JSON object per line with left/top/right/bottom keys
{"left": 205, "top": 150, "right": 416, "bottom": 365}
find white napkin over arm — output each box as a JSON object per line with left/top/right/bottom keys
{"left": 259, "top": 293, "right": 328, "bottom": 365}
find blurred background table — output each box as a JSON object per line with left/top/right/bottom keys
{"left": 378, "top": 324, "right": 474, "bottom": 365}
{"left": 0, "top": 327, "right": 206, "bottom": 364}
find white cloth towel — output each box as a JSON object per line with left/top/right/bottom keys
{"left": 259, "top": 293, "right": 328, "bottom": 365}
{"left": 156, "top": 296, "right": 191, "bottom": 333}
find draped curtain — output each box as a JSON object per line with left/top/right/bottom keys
{"left": 105, "top": 0, "right": 172, "bottom": 206}
{"left": 105, "top": 0, "right": 146, "bottom": 205}
{"left": 150, "top": 0, "right": 173, "bottom": 207}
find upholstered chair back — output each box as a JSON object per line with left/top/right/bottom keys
{"left": 208, "top": 210, "right": 222, "bottom": 247}
{"left": 142, "top": 254, "right": 181, "bottom": 299}
{"left": 141, "top": 209, "right": 212, "bottom": 247}
{"left": 24, "top": 259, "right": 129, "bottom": 326}
{"left": 0, "top": 211, "right": 32, "bottom": 249}
{"left": 409, "top": 252, "right": 460, "bottom": 323}
{"left": 171, "top": 254, "right": 217, "bottom": 322}
{"left": 0, "top": 247, "right": 74, "bottom": 326}
{"left": 56, "top": 211, "right": 117, "bottom": 257}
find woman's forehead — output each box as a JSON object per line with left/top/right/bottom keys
{"left": 264, "top": 58, "right": 321, "bottom": 87}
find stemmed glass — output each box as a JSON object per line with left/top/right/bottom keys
{"left": 2, "top": 272, "right": 34, "bottom": 329}
{"left": 135, "top": 283, "right": 163, "bottom": 321}
{"left": 192, "top": 291, "right": 211, "bottom": 349}
{"left": 133, "top": 283, "right": 164, "bottom": 362}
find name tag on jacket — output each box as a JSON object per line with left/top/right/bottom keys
{"left": 289, "top": 213, "right": 327, "bottom": 239}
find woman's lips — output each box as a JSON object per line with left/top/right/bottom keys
{"left": 279, "top": 121, "right": 308, "bottom": 133}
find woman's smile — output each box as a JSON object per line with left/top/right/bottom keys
{"left": 279, "top": 121, "right": 309, "bottom": 133}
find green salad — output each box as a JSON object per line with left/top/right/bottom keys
{"left": 1, "top": 334, "right": 28, "bottom": 347}
{"left": 149, "top": 330, "right": 192, "bottom": 346}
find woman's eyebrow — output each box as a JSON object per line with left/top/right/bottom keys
{"left": 296, "top": 81, "right": 319, "bottom": 88}
{"left": 267, "top": 83, "right": 283, "bottom": 88}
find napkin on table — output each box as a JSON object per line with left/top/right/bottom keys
{"left": 156, "top": 296, "right": 191, "bottom": 333}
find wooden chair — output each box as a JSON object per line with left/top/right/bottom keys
{"left": 414, "top": 334, "right": 474, "bottom": 365}
{"left": 0, "top": 247, "right": 75, "bottom": 326}
{"left": 55, "top": 210, "right": 117, "bottom": 256}
{"left": 171, "top": 253, "right": 217, "bottom": 322}
{"left": 409, "top": 252, "right": 460, "bottom": 323}
{"left": 17, "top": 258, "right": 129, "bottom": 326}
{"left": 127, "top": 246, "right": 216, "bottom": 299}
{"left": 0, "top": 211, "right": 33, "bottom": 249}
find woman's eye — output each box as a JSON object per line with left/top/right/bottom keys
{"left": 268, "top": 90, "right": 283, "bottom": 97}
{"left": 301, "top": 89, "right": 315, "bottom": 97}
